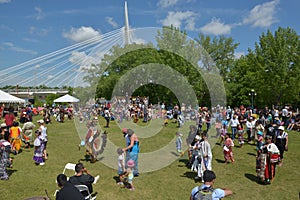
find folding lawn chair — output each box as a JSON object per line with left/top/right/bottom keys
{"left": 75, "top": 185, "right": 96, "bottom": 200}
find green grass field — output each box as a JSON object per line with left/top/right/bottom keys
{"left": 1, "top": 117, "right": 300, "bottom": 200}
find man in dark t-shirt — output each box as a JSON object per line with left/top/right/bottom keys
{"left": 69, "top": 163, "right": 95, "bottom": 194}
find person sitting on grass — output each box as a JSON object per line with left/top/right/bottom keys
{"left": 190, "top": 170, "right": 233, "bottom": 200}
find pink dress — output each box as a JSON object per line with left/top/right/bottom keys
{"left": 223, "top": 138, "right": 234, "bottom": 161}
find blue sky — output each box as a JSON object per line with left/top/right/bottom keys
{"left": 0, "top": 0, "right": 299, "bottom": 70}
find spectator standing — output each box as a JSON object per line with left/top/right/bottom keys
{"left": 4, "top": 111, "right": 15, "bottom": 129}
{"left": 123, "top": 129, "right": 140, "bottom": 177}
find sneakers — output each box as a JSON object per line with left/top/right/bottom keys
{"left": 129, "top": 187, "right": 135, "bottom": 191}
{"left": 39, "top": 162, "right": 45, "bottom": 166}
{"left": 117, "top": 182, "right": 124, "bottom": 185}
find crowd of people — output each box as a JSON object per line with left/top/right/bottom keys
{"left": 0, "top": 106, "right": 51, "bottom": 180}
{"left": 0, "top": 100, "right": 298, "bottom": 199}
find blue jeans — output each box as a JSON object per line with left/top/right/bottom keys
{"left": 129, "top": 152, "right": 139, "bottom": 175}
{"left": 231, "top": 127, "right": 237, "bottom": 140}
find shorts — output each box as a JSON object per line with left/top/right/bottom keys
{"left": 118, "top": 169, "right": 124, "bottom": 175}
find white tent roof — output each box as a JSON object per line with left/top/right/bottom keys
{"left": 0, "top": 90, "right": 25, "bottom": 103}
{"left": 54, "top": 94, "right": 80, "bottom": 103}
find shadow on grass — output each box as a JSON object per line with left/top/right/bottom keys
{"left": 180, "top": 171, "right": 197, "bottom": 182}
{"left": 244, "top": 173, "right": 265, "bottom": 185}
{"left": 171, "top": 152, "right": 179, "bottom": 157}
{"left": 113, "top": 176, "right": 120, "bottom": 183}
{"left": 7, "top": 169, "right": 17, "bottom": 176}
{"left": 178, "top": 158, "right": 189, "bottom": 165}
{"left": 215, "top": 159, "right": 226, "bottom": 163}
{"left": 247, "top": 153, "right": 257, "bottom": 157}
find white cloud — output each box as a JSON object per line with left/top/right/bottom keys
{"left": 62, "top": 26, "right": 101, "bottom": 43}
{"left": 69, "top": 51, "right": 103, "bottom": 71}
{"left": 3, "top": 42, "right": 37, "bottom": 55}
{"left": 35, "top": 6, "right": 45, "bottom": 20}
{"left": 234, "top": 51, "right": 245, "bottom": 59}
{"left": 185, "top": 17, "right": 196, "bottom": 31}
{"left": 243, "top": 0, "right": 279, "bottom": 28}
{"left": 129, "top": 30, "right": 147, "bottom": 44}
{"left": 200, "top": 18, "right": 231, "bottom": 35}
{"left": 157, "top": 0, "right": 179, "bottom": 8}
{"left": 105, "top": 17, "right": 119, "bottom": 28}
{"left": 0, "top": 0, "right": 11, "bottom": 3}
{"left": 160, "top": 11, "right": 196, "bottom": 29}
{"left": 29, "top": 26, "right": 49, "bottom": 36}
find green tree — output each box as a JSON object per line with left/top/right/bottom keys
{"left": 195, "top": 34, "right": 239, "bottom": 78}
{"left": 246, "top": 27, "right": 300, "bottom": 107}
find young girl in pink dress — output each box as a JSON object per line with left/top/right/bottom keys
{"left": 223, "top": 133, "right": 234, "bottom": 164}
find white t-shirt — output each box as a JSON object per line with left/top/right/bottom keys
{"left": 118, "top": 153, "right": 125, "bottom": 169}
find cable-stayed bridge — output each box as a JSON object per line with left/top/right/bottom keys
{"left": 0, "top": 1, "right": 133, "bottom": 88}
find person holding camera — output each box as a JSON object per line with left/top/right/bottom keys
{"left": 69, "top": 163, "right": 95, "bottom": 195}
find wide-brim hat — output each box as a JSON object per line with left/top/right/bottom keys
{"left": 1, "top": 123, "right": 7, "bottom": 128}
{"left": 278, "top": 126, "right": 284, "bottom": 131}
{"left": 127, "top": 160, "right": 135, "bottom": 167}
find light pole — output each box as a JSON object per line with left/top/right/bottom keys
{"left": 249, "top": 89, "right": 256, "bottom": 108}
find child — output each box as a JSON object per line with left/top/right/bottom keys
{"left": 117, "top": 148, "right": 125, "bottom": 185}
{"left": 223, "top": 133, "right": 234, "bottom": 164}
{"left": 215, "top": 119, "right": 222, "bottom": 138}
{"left": 119, "top": 160, "right": 135, "bottom": 191}
{"left": 175, "top": 132, "right": 183, "bottom": 156}
{"left": 237, "top": 124, "right": 244, "bottom": 147}
{"left": 33, "top": 130, "right": 45, "bottom": 165}
{"left": 219, "top": 124, "right": 227, "bottom": 144}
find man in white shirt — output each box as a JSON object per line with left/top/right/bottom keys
{"left": 230, "top": 115, "right": 239, "bottom": 141}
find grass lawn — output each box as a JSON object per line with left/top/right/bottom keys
{"left": 1, "top": 117, "right": 300, "bottom": 200}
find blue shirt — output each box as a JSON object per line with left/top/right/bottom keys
{"left": 190, "top": 185, "right": 225, "bottom": 200}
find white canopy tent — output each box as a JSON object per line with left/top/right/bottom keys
{"left": 0, "top": 90, "right": 25, "bottom": 104}
{"left": 53, "top": 94, "right": 80, "bottom": 103}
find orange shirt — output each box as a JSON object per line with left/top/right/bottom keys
{"left": 10, "top": 126, "right": 20, "bottom": 139}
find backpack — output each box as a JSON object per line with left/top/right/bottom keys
{"left": 194, "top": 186, "right": 214, "bottom": 200}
